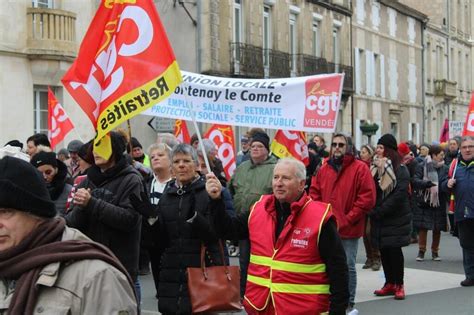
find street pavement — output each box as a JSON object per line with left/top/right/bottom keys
{"left": 139, "top": 232, "right": 474, "bottom": 314}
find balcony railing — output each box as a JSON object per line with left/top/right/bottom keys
{"left": 267, "top": 49, "right": 290, "bottom": 78}
{"left": 26, "top": 7, "right": 77, "bottom": 59}
{"left": 230, "top": 42, "right": 264, "bottom": 78}
{"left": 434, "top": 79, "right": 457, "bottom": 100}
{"left": 295, "top": 54, "right": 328, "bottom": 76}
{"left": 327, "top": 62, "right": 354, "bottom": 93}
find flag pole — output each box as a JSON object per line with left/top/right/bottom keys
{"left": 182, "top": 82, "right": 212, "bottom": 174}
{"left": 127, "top": 120, "right": 134, "bottom": 155}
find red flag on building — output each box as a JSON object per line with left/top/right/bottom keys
{"left": 174, "top": 119, "right": 190, "bottom": 144}
{"left": 62, "top": 0, "right": 182, "bottom": 159}
{"left": 48, "top": 87, "right": 74, "bottom": 150}
{"left": 204, "top": 124, "right": 237, "bottom": 179}
{"left": 270, "top": 130, "right": 310, "bottom": 166}
{"left": 439, "top": 118, "right": 449, "bottom": 143}
{"left": 462, "top": 91, "right": 474, "bottom": 136}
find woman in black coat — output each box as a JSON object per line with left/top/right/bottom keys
{"left": 412, "top": 145, "right": 448, "bottom": 261}
{"left": 370, "top": 134, "right": 411, "bottom": 300}
{"left": 139, "top": 144, "right": 224, "bottom": 315}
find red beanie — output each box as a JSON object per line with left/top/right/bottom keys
{"left": 397, "top": 142, "right": 411, "bottom": 156}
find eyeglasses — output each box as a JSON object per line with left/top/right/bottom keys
{"left": 331, "top": 142, "right": 346, "bottom": 148}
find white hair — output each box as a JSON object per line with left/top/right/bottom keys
{"left": 275, "top": 158, "right": 306, "bottom": 181}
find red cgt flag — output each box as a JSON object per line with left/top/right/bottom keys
{"left": 48, "top": 87, "right": 74, "bottom": 150}
{"left": 463, "top": 91, "right": 474, "bottom": 136}
{"left": 204, "top": 124, "right": 237, "bottom": 179}
{"left": 174, "top": 119, "right": 190, "bottom": 144}
{"left": 270, "top": 130, "right": 310, "bottom": 166}
{"left": 439, "top": 118, "right": 449, "bottom": 143}
{"left": 62, "top": 0, "right": 182, "bottom": 159}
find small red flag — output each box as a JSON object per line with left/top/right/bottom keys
{"left": 462, "top": 91, "right": 474, "bottom": 136}
{"left": 439, "top": 118, "right": 449, "bottom": 143}
{"left": 174, "top": 119, "right": 191, "bottom": 144}
{"left": 270, "top": 130, "right": 310, "bottom": 166}
{"left": 48, "top": 88, "right": 74, "bottom": 150}
{"left": 204, "top": 124, "right": 237, "bottom": 179}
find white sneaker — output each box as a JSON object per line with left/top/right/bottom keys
{"left": 347, "top": 308, "right": 359, "bottom": 315}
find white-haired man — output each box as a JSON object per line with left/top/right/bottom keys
{"left": 207, "top": 158, "right": 349, "bottom": 314}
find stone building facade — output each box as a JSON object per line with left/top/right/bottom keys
{"left": 400, "top": 0, "right": 473, "bottom": 143}
{"left": 352, "top": 0, "right": 428, "bottom": 149}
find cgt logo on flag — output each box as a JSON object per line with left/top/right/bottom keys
{"left": 62, "top": 0, "right": 182, "bottom": 159}
{"left": 303, "top": 75, "right": 343, "bottom": 130}
{"left": 466, "top": 113, "right": 474, "bottom": 133}
{"left": 48, "top": 88, "right": 74, "bottom": 150}
{"left": 204, "top": 124, "right": 237, "bottom": 179}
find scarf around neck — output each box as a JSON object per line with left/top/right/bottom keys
{"left": 371, "top": 156, "right": 397, "bottom": 199}
{"left": 0, "top": 217, "right": 136, "bottom": 315}
{"left": 420, "top": 155, "right": 442, "bottom": 207}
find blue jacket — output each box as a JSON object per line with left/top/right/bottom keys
{"left": 442, "top": 159, "right": 474, "bottom": 222}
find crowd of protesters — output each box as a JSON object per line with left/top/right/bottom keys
{"left": 1, "top": 129, "right": 473, "bottom": 315}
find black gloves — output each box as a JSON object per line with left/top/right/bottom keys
{"left": 130, "top": 191, "right": 156, "bottom": 218}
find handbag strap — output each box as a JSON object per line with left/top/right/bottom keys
{"left": 200, "top": 240, "right": 231, "bottom": 280}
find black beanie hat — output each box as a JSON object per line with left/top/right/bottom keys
{"left": 250, "top": 132, "right": 270, "bottom": 152}
{"left": 377, "top": 134, "right": 398, "bottom": 151}
{"left": 0, "top": 156, "right": 56, "bottom": 217}
{"left": 78, "top": 141, "right": 94, "bottom": 165}
{"left": 30, "top": 151, "right": 58, "bottom": 168}
{"left": 131, "top": 137, "right": 142, "bottom": 149}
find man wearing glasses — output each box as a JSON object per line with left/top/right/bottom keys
{"left": 443, "top": 135, "right": 474, "bottom": 287}
{"left": 310, "top": 133, "right": 376, "bottom": 314}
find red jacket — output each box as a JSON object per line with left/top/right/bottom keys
{"left": 244, "top": 194, "right": 332, "bottom": 315}
{"left": 310, "top": 155, "right": 376, "bottom": 239}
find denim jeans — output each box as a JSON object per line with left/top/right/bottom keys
{"left": 341, "top": 238, "right": 359, "bottom": 306}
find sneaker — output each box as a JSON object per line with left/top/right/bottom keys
{"left": 460, "top": 278, "right": 474, "bottom": 287}
{"left": 362, "top": 259, "right": 372, "bottom": 269}
{"left": 432, "top": 252, "right": 441, "bottom": 261}
{"left": 374, "top": 283, "right": 396, "bottom": 296}
{"left": 394, "top": 284, "right": 405, "bottom": 300}
{"left": 371, "top": 259, "right": 381, "bottom": 271}
{"left": 416, "top": 250, "right": 425, "bottom": 261}
{"left": 347, "top": 307, "right": 359, "bottom": 315}
{"left": 229, "top": 246, "right": 240, "bottom": 257}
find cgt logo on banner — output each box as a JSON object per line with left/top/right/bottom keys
{"left": 304, "top": 75, "right": 343, "bottom": 129}
{"left": 62, "top": 0, "right": 182, "bottom": 159}
{"left": 204, "top": 124, "right": 237, "bottom": 179}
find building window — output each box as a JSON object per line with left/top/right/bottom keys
{"left": 289, "top": 14, "right": 297, "bottom": 76}
{"left": 33, "top": 86, "right": 49, "bottom": 134}
{"left": 332, "top": 26, "right": 340, "bottom": 72}
{"left": 233, "top": 0, "right": 243, "bottom": 68}
{"left": 390, "top": 122, "right": 399, "bottom": 139}
{"left": 312, "top": 22, "right": 320, "bottom": 57}
{"left": 32, "top": 0, "right": 53, "bottom": 8}
{"left": 263, "top": 5, "right": 271, "bottom": 69}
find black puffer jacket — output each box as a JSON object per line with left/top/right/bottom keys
{"left": 154, "top": 176, "right": 223, "bottom": 315}
{"left": 65, "top": 160, "right": 143, "bottom": 281}
{"left": 371, "top": 164, "right": 412, "bottom": 249}
{"left": 412, "top": 163, "right": 448, "bottom": 231}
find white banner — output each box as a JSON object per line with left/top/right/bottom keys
{"left": 142, "top": 71, "right": 344, "bottom": 133}
{"left": 449, "top": 121, "right": 464, "bottom": 139}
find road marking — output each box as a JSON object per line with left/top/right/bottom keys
{"left": 356, "top": 264, "right": 465, "bottom": 302}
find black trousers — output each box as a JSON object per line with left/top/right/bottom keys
{"left": 380, "top": 247, "right": 405, "bottom": 285}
